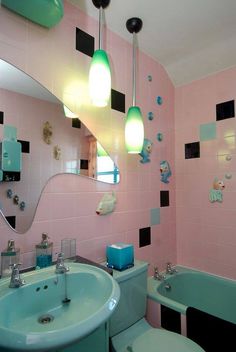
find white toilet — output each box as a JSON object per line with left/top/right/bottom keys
{"left": 109, "top": 260, "right": 205, "bottom": 352}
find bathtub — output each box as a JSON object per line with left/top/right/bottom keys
{"left": 147, "top": 266, "right": 236, "bottom": 324}
{"left": 147, "top": 266, "right": 236, "bottom": 352}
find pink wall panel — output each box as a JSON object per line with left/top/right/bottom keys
{"left": 176, "top": 66, "right": 236, "bottom": 279}
{"left": 0, "top": 1, "right": 176, "bottom": 273}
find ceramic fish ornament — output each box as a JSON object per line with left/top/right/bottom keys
{"left": 160, "top": 160, "right": 172, "bottom": 183}
{"left": 209, "top": 178, "right": 225, "bottom": 203}
{"left": 96, "top": 192, "right": 116, "bottom": 215}
{"left": 139, "top": 138, "right": 153, "bottom": 163}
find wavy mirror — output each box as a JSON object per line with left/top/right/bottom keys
{"left": 0, "top": 59, "right": 120, "bottom": 233}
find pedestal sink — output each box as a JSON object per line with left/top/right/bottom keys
{"left": 0, "top": 263, "right": 120, "bottom": 351}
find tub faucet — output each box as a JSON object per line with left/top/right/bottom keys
{"left": 55, "top": 253, "right": 69, "bottom": 274}
{"left": 153, "top": 266, "right": 165, "bottom": 281}
{"left": 9, "top": 264, "right": 25, "bottom": 288}
{"left": 166, "top": 262, "right": 178, "bottom": 275}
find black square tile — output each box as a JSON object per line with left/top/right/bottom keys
{"left": 18, "top": 140, "right": 30, "bottom": 153}
{"left": 139, "top": 227, "right": 151, "bottom": 247}
{"left": 111, "top": 89, "right": 126, "bottom": 113}
{"left": 80, "top": 159, "right": 88, "bottom": 170}
{"left": 160, "top": 190, "right": 169, "bottom": 207}
{"left": 185, "top": 142, "right": 200, "bottom": 159}
{"left": 216, "top": 100, "right": 235, "bottom": 121}
{"left": 76, "top": 27, "right": 94, "bottom": 57}
{"left": 6, "top": 215, "right": 16, "bottom": 229}
{"left": 72, "top": 118, "right": 81, "bottom": 129}
{"left": 161, "top": 305, "right": 181, "bottom": 334}
{"left": 0, "top": 111, "right": 4, "bottom": 124}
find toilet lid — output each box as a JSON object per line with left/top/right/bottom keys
{"left": 131, "top": 329, "right": 205, "bottom": 352}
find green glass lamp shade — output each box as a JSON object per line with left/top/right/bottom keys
{"left": 125, "top": 106, "right": 144, "bottom": 153}
{"left": 89, "top": 49, "right": 111, "bottom": 107}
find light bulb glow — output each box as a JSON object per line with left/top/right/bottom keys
{"left": 125, "top": 106, "right": 144, "bottom": 153}
{"left": 89, "top": 49, "right": 111, "bottom": 107}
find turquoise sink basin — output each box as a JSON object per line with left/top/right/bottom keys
{"left": 0, "top": 263, "right": 120, "bottom": 351}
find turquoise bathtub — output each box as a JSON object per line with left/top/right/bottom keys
{"left": 147, "top": 266, "right": 236, "bottom": 325}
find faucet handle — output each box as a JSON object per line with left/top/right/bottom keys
{"left": 166, "top": 262, "right": 177, "bottom": 274}
{"left": 9, "top": 263, "right": 22, "bottom": 272}
{"left": 153, "top": 266, "right": 165, "bottom": 281}
{"left": 9, "top": 263, "right": 25, "bottom": 288}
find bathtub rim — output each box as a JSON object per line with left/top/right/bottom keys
{"left": 147, "top": 265, "right": 236, "bottom": 316}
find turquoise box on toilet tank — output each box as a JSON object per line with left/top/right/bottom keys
{"left": 106, "top": 243, "right": 134, "bottom": 270}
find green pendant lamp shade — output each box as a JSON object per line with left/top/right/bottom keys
{"left": 125, "top": 17, "right": 144, "bottom": 154}
{"left": 89, "top": 49, "right": 111, "bottom": 107}
{"left": 125, "top": 106, "right": 144, "bottom": 153}
{"left": 89, "top": 0, "right": 111, "bottom": 107}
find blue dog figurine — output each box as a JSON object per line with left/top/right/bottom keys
{"left": 139, "top": 138, "right": 153, "bottom": 163}
{"left": 160, "top": 160, "right": 172, "bottom": 183}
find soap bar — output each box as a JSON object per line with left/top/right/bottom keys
{"left": 106, "top": 243, "right": 134, "bottom": 271}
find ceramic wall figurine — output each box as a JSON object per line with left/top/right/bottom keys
{"left": 209, "top": 178, "right": 225, "bottom": 203}
{"left": 43, "top": 121, "right": 53, "bottom": 144}
{"left": 139, "top": 138, "right": 153, "bottom": 163}
{"left": 160, "top": 160, "right": 172, "bottom": 183}
{"left": 96, "top": 192, "right": 116, "bottom": 215}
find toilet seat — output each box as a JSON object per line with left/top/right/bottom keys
{"left": 131, "top": 329, "right": 205, "bottom": 352}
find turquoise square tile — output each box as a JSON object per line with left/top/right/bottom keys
{"left": 150, "top": 208, "right": 160, "bottom": 225}
{"left": 200, "top": 122, "right": 216, "bottom": 141}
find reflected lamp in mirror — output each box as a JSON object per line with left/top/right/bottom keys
{"left": 0, "top": 58, "right": 119, "bottom": 233}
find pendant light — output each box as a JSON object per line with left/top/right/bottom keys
{"left": 89, "top": 0, "right": 111, "bottom": 107}
{"left": 125, "top": 17, "right": 144, "bottom": 154}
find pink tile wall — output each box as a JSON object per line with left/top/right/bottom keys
{"left": 0, "top": 1, "right": 176, "bottom": 273}
{"left": 175, "top": 66, "right": 236, "bottom": 280}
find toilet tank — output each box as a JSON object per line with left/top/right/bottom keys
{"left": 109, "top": 260, "right": 148, "bottom": 337}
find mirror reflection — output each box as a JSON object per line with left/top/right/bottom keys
{"left": 0, "top": 59, "right": 119, "bottom": 233}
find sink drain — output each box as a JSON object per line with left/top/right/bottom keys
{"left": 38, "top": 314, "right": 54, "bottom": 324}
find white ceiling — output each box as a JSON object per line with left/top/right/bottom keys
{"left": 70, "top": 0, "right": 236, "bottom": 86}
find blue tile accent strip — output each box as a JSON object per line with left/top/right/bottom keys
{"left": 151, "top": 208, "right": 160, "bottom": 225}
{"left": 200, "top": 122, "right": 216, "bottom": 141}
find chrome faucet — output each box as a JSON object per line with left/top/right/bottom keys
{"left": 9, "top": 264, "right": 25, "bottom": 288}
{"left": 166, "top": 262, "right": 178, "bottom": 275}
{"left": 153, "top": 266, "right": 165, "bottom": 281}
{"left": 55, "top": 253, "right": 69, "bottom": 274}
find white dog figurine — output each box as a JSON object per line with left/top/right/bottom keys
{"left": 209, "top": 178, "right": 225, "bottom": 203}
{"left": 96, "top": 192, "right": 116, "bottom": 215}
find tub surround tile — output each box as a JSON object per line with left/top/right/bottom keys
{"left": 199, "top": 122, "right": 216, "bottom": 141}
{"left": 161, "top": 305, "right": 181, "bottom": 334}
{"left": 150, "top": 208, "right": 161, "bottom": 225}
{"left": 139, "top": 227, "right": 151, "bottom": 247}
{"left": 5, "top": 215, "right": 16, "bottom": 229}
{"left": 18, "top": 140, "right": 30, "bottom": 153}
{"left": 185, "top": 142, "right": 200, "bottom": 159}
{"left": 111, "top": 89, "right": 126, "bottom": 113}
{"left": 75, "top": 27, "right": 94, "bottom": 57}
{"left": 0, "top": 111, "right": 4, "bottom": 124}
{"left": 216, "top": 100, "right": 235, "bottom": 121}
{"left": 72, "top": 118, "right": 81, "bottom": 129}
{"left": 187, "top": 307, "right": 236, "bottom": 352}
{"left": 160, "top": 191, "right": 169, "bottom": 207}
